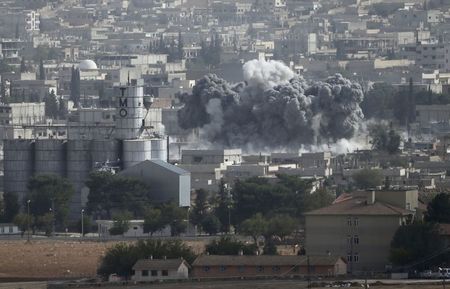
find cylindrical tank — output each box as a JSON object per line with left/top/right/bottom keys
{"left": 3, "top": 139, "right": 34, "bottom": 202}
{"left": 34, "top": 139, "right": 66, "bottom": 176}
{"left": 123, "top": 139, "right": 152, "bottom": 169}
{"left": 91, "top": 140, "right": 120, "bottom": 167}
{"left": 150, "top": 138, "right": 168, "bottom": 161}
{"left": 66, "top": 140, "right": 91, "bottom": 191}
{"left": 114, "top": 79, "right": 145, "bottom": 140}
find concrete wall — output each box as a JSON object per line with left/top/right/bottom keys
{"left": 132, "top": 264, "right": 189, "bottom": 281}
{"left": 305, "top": 214, "right": 404, "bottom": 273}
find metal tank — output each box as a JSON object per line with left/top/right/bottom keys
{"left": 3, "top": 139, "right": 34, "bottom": 202}
{"left": 91, "top": 140, "right": 120, "bottom": 168}
{"left": 150, "top": 138, "right": 168, "bottom": 161}
{"left": 122, "top": 139, "right": 152, "bottom": 169}
{"left": 114, "top": 79, "right": 145, "bottom": 140}
{"left": 34, "top": 139, "right": 66, "bottom": 176}
{"left": 66, "top": 140, "right": 91, "bottom": 191}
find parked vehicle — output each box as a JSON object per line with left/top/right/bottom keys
{"left": 419, "top": 270, "right": 433, "bottom": 279}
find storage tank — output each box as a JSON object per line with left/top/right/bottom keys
{"left": 34, "top": 139, "right": 66, "bottom": 176}
{"left": 91, "top": 140, "right": 120, "bottom": 167}
{"left": 114, "top": 79, "right": 145, "bottom": 140}
{"left": 150, "top": 138, "right": 168, "bottom": 161}
{"left": 123, "top": 139, "right": 152, "bottom": 169}
{"left": 67, "top": 140, "right": 91, "bottom": 191}
{"left": 3, "top": 139, "right": 34, "bottom": 202}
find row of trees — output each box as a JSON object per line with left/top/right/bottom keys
{"left": 389, "top": 193, "right": 450, "bottom": 268}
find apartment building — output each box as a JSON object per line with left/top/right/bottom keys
{"left": 304, "top": 190, "right": 417, "bottom": 274}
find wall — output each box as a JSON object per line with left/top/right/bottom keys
{"left": 305, "top": 214, "right": 403, "bottom": 273}
{"left": 191, "top": 264, "right": 340, "bottom": 278}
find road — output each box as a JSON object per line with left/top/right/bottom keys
{"left": 52, "top": 278, "right": 450, "bottom": 289}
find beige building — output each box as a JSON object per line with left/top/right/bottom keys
{"left": 131, "top": 258, "right": 189, "bottom": 282}
{"left": 304, "top": 190, "right": 417, "bottom": 274}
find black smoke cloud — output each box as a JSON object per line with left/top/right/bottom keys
{"left": 178, "top": 60, "right": 364, "bottom": 150}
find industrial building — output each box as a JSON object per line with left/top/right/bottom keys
{"left": 120, "top": 159, "right": 190, "bottom": 207}
{"left": 3, "top": 79, "right": 171, "bottom": 218}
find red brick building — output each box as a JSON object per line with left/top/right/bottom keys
{"left": 191, "top": 255, "right": 347, "bottom": 279}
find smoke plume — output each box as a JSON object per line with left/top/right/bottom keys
{"left": 178, "top": 60, "right": 365, "bottom": 151}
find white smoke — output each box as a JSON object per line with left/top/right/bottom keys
{"left": 243, "top": 59, "right": 295, "bottom": 89}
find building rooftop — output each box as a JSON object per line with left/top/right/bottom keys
{"left": 192, "top": 255, "right": 344, "bottom": 267}
{"left": 133, "top": 258, "right": 189, "bottom": 270}
{"left": 304, "top": 196, "right": 413, "bottom": 216}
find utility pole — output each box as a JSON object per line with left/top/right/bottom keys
{"left": 307, "top": 255, "right": 311, "bottom": 289}
{"left": 26, "top": 200, "right": 31, "bottom": 243}
{"left": 81, "top": 209, "right": 84, "bottom": 239}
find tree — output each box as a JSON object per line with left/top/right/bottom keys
{"left": 369, "top": 124, "right": 401, "bottom": 154}
{"left": 201, "top": 214, "right": 221, "bottom": 235}
{"left": 425, "top": 193, "right": 450, "bottom": 223}
{"left": 143, "top": 207, "right": 166, "bottom": 235}
{"left": 205, "top": 236, "right": 257, "bottom": 255}
{"left": 109, "top": 211, "right": 131, "bottom": 236}
{"left": 44, "top": 90, "right": 58, "bottom": 118}
{"left": 353, "top": 169, "right": 384, "bottom": 189}
{"left": 303, "top": 188, "right": 335, "bottom": 212}
{"left": 39, "top": 59, "right": 45, "bottom": 80}
{"left": 85, "top": 172, "right": 152, "bottom": 219}
{"left": 214, "top": 179, "right": 231, "bottom": 232}
{"left": 58, "top": 99, "right": 67, "bottom": 119}
{"left": 35, "top": 212, "right": 53, "bottom": 236}
{"left": 191, "top": 189, "right": 209, "bottom": 227}
{"left": 390, "top": 223, "right": 443, "bottom": 267}
{"left": 265, "top": 215, "right": 298, "bottom": 240}
{"left": 27, "top": 174, "right": 74, "bottom": 229}
{"left": 13, "top": 213, "right": 29, "bottom": 237}
{"left": 361, "top": 82, "right": 396, "bottom": 119}
{"left": 70, "top": 67, "right": 80, "bottom": 107}
{"left": 98, "top": 240, "right": 196, "bottom": 279}
{"left": 177, "top": 31, "right": 184, "bottom": 60}
{"left": 239, "top": 213, "right": 268, "bottom": 244}
{"left": 0, "top": 60, "right": 13, "bottom": 74}
{"left": 162, "top": 202, "right": 187, "bottom": 236}
{"left": 1, "top": 192, "right": 19, "bottom": 223}
{"left": 20, "top": 58, "right": 27, "bottom": 73}
{"left": 77, "top": 214, "right": 92, "bottom": 236}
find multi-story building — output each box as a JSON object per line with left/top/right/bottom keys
{"left": 304, "top": 190, "right": 417, "bottom": 273}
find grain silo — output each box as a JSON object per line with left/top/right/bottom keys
{"left": 3, "top": 139, "right": 34, "bottom": 202}
{"left": 34, "top": 139, "right": 67, "bottom": 176}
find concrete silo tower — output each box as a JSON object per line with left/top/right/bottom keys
{"left": 114, "top": 78, "right": 145, "bottom": 140}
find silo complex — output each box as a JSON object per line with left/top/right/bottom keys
{"left": 3, "top": 79, "right": 168, "bottom": 219}
{"left": 3, "top": 140, "right": 34, "bottom": 203}
{"left": 34, "top": 139, "right": 66, "bottom": 176}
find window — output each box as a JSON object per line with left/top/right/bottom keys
{"left": 142, "top": 270, "right": 149, "bottom": 276}
{"left": 151, "top": 270, "right": 157, "bottom": 276}
{"left": 353, "top": 217, "right": 359, "bottom": 227}
{"left": 347, "top": 217, "right": 352, "bottom": 226}
{"left": 347, "top": 235, "right": 352, "bottom": 245}
{"left": 162, "top": 270, "right": 168, "bottom": 276}
{"left": 354, "top": 235, "right": 359, "bottom": 245}
{"left": 238, "top": 266, "right": 245, "bottom": 272}
{"left": 203, "top": 266, "right": 210, "bottom": 272}
{"left": 220, "top": 265, "right": 227, "bottom": 272}
{"left": 354, "top": 253, "right": 359, "bottom": 263}
{"left": 347, "top": 254, "right": 352, "bottom": 262}
{"left": 272, "top": 266, "right": 280, "bottom": 272}
{"left": 256, "top": 266, "right": 264, "bottom": 272}
{"left": 9, "top": 226, "right": 13, "bottom": 233}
